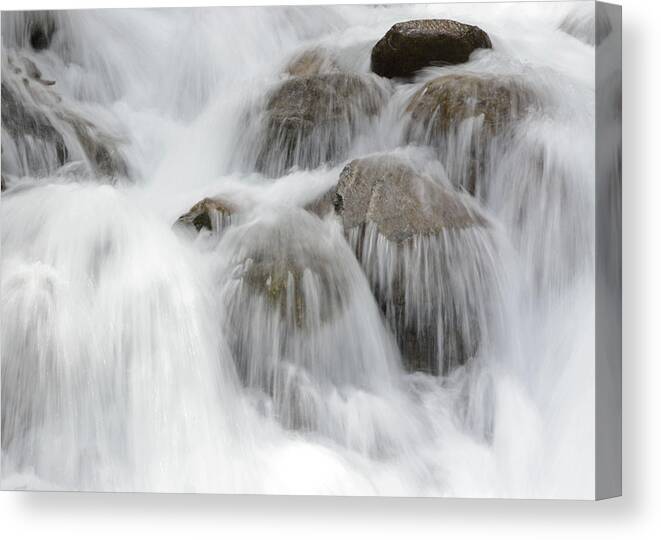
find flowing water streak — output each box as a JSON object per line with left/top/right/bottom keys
{"left": 1, "top": 3, "right": 603, "bottom": 497}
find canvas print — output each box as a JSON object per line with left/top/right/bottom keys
{"left": 0, "top": 2, "right": 621, "bottom": 498}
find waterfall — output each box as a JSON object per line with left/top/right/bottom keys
{"left": 1, "top": 3, "right": 613, "bottom": 498}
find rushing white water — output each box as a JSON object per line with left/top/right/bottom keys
{"left": 0, "top": 3, "right": 609, "bottom": 498}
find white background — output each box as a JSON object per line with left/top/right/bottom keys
{"left": 0, "top": 0, "right": 656, "bottom": 538}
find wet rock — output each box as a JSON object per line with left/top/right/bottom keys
{"left": 255, "top": 73, "right": 388, "bottom": 177}
{"left": 1, "top": 54, "right": 128, "bottom": 179}
{"left": 28, "top": 12, "right": 57, "bottom": 51}
{"left": 335, "top": 156, "right": 497, "bottom": 375}
{"left": 1, "top": 81, "right": 69, "bottom": 168}
{"left": 335, "top": 156, "right": 482, "bottom": 242}
{"left": 371, "top": 19, "right": 492, "bottom": 79}
{"left": 285, "top": 48, "right": 338, "bottom": 77}
{"left": 235, "top": 215, "right": 345, "bottom": 329}
{"left": 175, "top": 197, "right": 235, "bottom": 232}
{"left": 407, "top": 74, "right": 533, "bottom": 137}
{"left": 20, "top": 57, "right": 55, "bottom": 86}
{"left": 66, "top": 116, "right": 129, "bottom": 178}
{"left": 405, "top": 74, "right": 534, "bottom": 194}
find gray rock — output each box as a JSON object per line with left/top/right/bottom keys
{"left": 1, "top": 54, "right": 128, "bottom": 179}
{"left": 405, "top": 74, "right": 535, "bottom": 194}
{"left": 285, "top": 48, "right": 338, "bottom": 78}
{"left": 371, "top": 19, "right": 492, "bottom": 79}
{"left": 255, "top": 73, "right": 388, "bottom": 177}
{"left": 335, "top": 156, "right": 483, "bottom": 242}
{"left": 334, "top": 156, "right": 494, "bottom": 375}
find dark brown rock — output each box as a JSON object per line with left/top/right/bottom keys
{"left": 371, "top": 19, "right": 492, "bottom": 79}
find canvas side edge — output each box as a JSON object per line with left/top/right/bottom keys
{"left": 595, "top": 0, "right": 622, "bottom": 501}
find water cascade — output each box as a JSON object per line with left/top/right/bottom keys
{"left": 1, "top": 3, "right": 616, "bottom": 498}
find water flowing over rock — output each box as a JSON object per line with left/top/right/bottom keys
{"left": 1, "top": 53, "right": 128, "bottom": 180}
{"left": 285, "top": 48, "right": 339, "bottom": 77}
{"left": 371, "top": 19, "right": 492, "bottom": 79}
{"left": 405, "top": 73, "right": 535, "bottom": 195}
{"left": 335, "top": 156, "right": 503, "bottom": 374}
{"left": 253, "top": 73, "right": 389, "bottom": 177}
{"left": 27, "top": 12, "right": 57, "bottom": 50}
{"left": 218, "top": 209, "right": 411, "bottom": 453}
{"left": 0, "top": 6, "right": 603, "bottom": 497}
{"left": 176, "top": 197, "right": 235, "bottom": 233}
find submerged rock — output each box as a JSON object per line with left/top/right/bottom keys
{"left": 1, "top": 54, "right": 128, "bottom": 179}
{"left": 27, "top": 12, "right": 57, "bottom": 51}
{"left": 233, "top": 213, "right": 345, "bottom": 330}
{"left": 1, "top": 81, "right": 69, "bottom": 170}
{"left": 371, "top": 19, "right": 492, "bottom": 79}
{"left": 254, "top": 73, "right": 388, "bottom": 177}
{"left": 335, "top": 156, "right": 500, "bottom": 375}
{"left": 405, "top": 74, "right": 535, "bottom": 194}
{"left": 175, "top": 197, "right": 235, "bottom": 233}
{"left": 221, "top": 210, "right": 399, "bottom": 432}
{"left": 285, "top": 48, "right": 338, "bottom": 77}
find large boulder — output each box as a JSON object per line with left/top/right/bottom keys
{"left": 335, "top": 156, "right": 482, "bottom": 242}
{"left": 334, "top": 156, "right": 501, "bottom": 375}
{"left": 254, "top": 73, "right": 388, "bottom": 177}
{"left": 405, "top": 73, "right": 534, "bottom": 195}
{"left": 219, "top": 210, "right": 401, "bottom": 438}
{"left": 371, "top": 19, "right": 492, "bottom": 79}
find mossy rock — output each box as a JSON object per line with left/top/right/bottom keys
{"left": 231, "top": 212, "right": 348, "bottom": 330}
